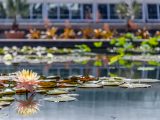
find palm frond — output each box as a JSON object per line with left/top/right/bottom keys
{"left": 5, "top": 0, "right": 29, "bottom": 18}
{"left": 116, "top": 0, "right": 141, "bottom": 20}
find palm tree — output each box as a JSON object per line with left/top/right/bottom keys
{"left": 5, "top": 0, "right": 29, "bottom": 30}
{"left": 116, "top": 0, "right": 141, "bottom": 31}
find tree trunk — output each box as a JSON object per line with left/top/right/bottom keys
{"left": 12, "top": 16, "right": 19, "bottom": 31}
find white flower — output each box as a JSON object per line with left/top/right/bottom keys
{"left": 3, "top": 54, "right": 13, "bottom": 61}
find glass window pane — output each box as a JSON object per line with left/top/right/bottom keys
{"left": 109, "top": 4, "right": 118, "bottom": 19}
{"left": 48, "top": 4, "right": 58, "bottom": 19}
{"left": 83, "top": 4, "right": 93, "bottom": 19}
{"left": 0, "top": 2, "right": 6, "bottom": 18}
{"left": 147, "top": 4, "right": 158, "bottom": 19}
{"left": 32, "top": 3, "right": 43, "bottom": 19}
{"left": 98, "top": 4, "right": 108, "bottom": 19}
{"left": 70, "top": 3, "right": 81, "bottom": 19}
{"left": 60, "top": 4, "right": 70, "bottom": 19}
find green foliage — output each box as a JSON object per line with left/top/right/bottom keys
{"left": 0, "top": 2, "right": 6, "bottom": 17}
{"left": 116, "top": 0, "right": 141, "bottom": 20}
{"left": 93, "top": 42, "right": 103, "bottom": 48}
{"left": 81, "top": 60, "right": 88, "bottom": 65}
{"left": 148, "top": 61, "right": 160, "bottom": 66}
{"left": 108, "top": 73, "right": 118, "bottom": 77}
{"left": 0, "top": 48, "right": 4, "bottom": 54}
{"left": 142, "top": 37, "right": 158, "bottom": 47}
{"left": 75, "top": 44, "right": 91, "bottom": 52}
{"left": 5, "top": 0, "right": 29, "bottom": 18}
{"left": 110, "top": 34, "right": 134, "bottom": 55}
{"left": 124, "top": 33, "right": 134, "bottom": 40}
{"left": 94, "top": 60, "right": 102, "bottom": 67}
{"left": 109, "top": 55, "right": 122, "bottom": 65}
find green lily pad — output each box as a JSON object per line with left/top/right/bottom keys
{"left": 58, "top": 88, "right": 76, "bottom": 92}
{"left": 47, "top": 89, "right": 68, "bottom": 95}
{"left": 0, "top": 97, "right": 14, "bottom": 102}
{"left": 0, "top": 101, "right": 11, "bottom": 106}
{"left": 44, "top": 95, "right": 77, "bottom": 102}
{"left": 102, "top": 81, "right": 123, "bottom": 86}
{"left": 79, "top": 83, "right": 103, "bottom": 88}
{"left": 129, "top": 79, "right": 160, "bottom": 83}
{"left": 119, "top": 83, "right": 151, "bottom": 88}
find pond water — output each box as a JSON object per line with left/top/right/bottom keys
{"left": 0, "top": 62, "right": 159, "bottom": 79}
{"left": 0, "top": 86, "right": 160, "bottom": 120}
{"left": 0, "top": 55, "right": 160, "bottom": 120}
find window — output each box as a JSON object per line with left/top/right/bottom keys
{"left": 109, "top": 4, "right": 118, "bottom": 19}
{"left": 70, "top": 4, "right": 81, "bottom": 19}
{"left": 60, "top": 4, "right": 70, "bottom": 19}
{"left": 32, "top": 3, "right": 43, "bottom": 19}
{"left": 98, "top": 4, "right": 108, "bottom": 19}
{"left": 48, "top": 4, "right": 58, "bottom": 19}
{"left": 83, "top": 4, "right": 93, "bottom": 19}
{"left": 147, "top": 4, "right": 158, "bottom": 19}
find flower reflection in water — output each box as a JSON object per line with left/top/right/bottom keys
{"left": 16, "top": 94, "right": 39, "bottom": 116}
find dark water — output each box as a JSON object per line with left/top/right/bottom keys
{"left": 1, "top": 85, "right": 160, "bottom": 120}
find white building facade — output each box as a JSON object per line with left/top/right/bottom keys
{"left": 0, "top": 0, "right": 160, "bottom": 24}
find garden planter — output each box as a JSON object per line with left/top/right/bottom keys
{"left": 5, "top": 31, "right": 25, "bottom": 39}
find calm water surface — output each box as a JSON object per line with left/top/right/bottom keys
{"left": 0, "top": 61, "right": 160, "bottom": 120}
{"left": 0, "top": 85, "right": 160, "bottom": 120}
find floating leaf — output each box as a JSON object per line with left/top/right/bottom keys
{"left": 93, "top": 42, "right": 103, "bottom": 48}
{"left": 47, "top": 89, "right": 68, "bottom": 95}
{"left": 79, "top": 83, "right": 103, "bottom": 88}
{"left": 119, "top": 83, "right": 151, "bottom": 88}
{"left": 44, "top": 95, "right": 77, "bottom": 102}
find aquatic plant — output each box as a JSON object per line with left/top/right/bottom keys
{"left": 15, "top": 70, "right": 40, "bottom": 92}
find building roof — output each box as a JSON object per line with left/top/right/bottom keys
{"left": 0, "top": 0, "right": 160, "bottom": 3}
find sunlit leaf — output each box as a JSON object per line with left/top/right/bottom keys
{"left": 94, "top": 60, "right": 102, "bottom": 67}
{"left": 93, "top": 42, "right": 103, "bottom": 48}
{"left": 109, "top": 55, "right": 122, "bottom": 65}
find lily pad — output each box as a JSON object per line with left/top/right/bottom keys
{"left": 0, "top": 97, "right": 14, "bottom": 102}
{"left": 58, "top": 83, "right": 78, "bottom": 88}
{"left": 46, "top": 76, "right": 60, "bottom": 80}
{"left": 102, "top": 81, "right": 123, "bottom": 86}
{"left": 44, "top": 95, "right": 77, "bottom": 102}
{"left": 99, "top": 77, "right": 124, "bottom": 82}
{"left": 0, "top": 101, "right": 11, "bottom": 106}
{"left": 36, "top": 89, "right": 47, "bottom": 94}
{"left": 58, "top": 88, "right": 76, "bottom": 92}
{"left": 79, "top": 83, "right": 103, "bottom": 88}
{"left": 129, "top": 79, "right": 160, "bottom": 83}
{"left": 2, "top": 89, "right": 15, "bottom": 95}
{"left": 47, "top": 89, "right": 68, "bottom": 95}
{"left": 66, "top": 94, "right": 79, "bottom": 97}
{"left": 119, "top": 83, "right": 151, "bottom": 88}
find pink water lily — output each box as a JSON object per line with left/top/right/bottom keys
{"left": 15, "top": 70, "right": 40, "bottom": 92}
